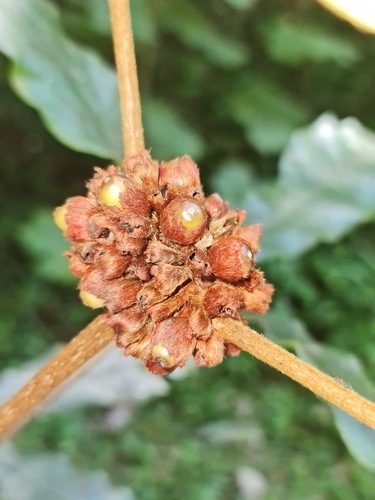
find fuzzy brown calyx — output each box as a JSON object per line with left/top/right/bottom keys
{"left": 56, "top": 151, "right": 274, "bottom": 375}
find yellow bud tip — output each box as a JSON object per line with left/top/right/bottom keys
{"left": 79, "top": 290, "right": 105, "bottom": 309}
{"left": 178, "top": 201, "right": 205, "bottom": 232}
{"left": 53, "top": 205, "right": 68, "bottom": 232}
{"left": 99, "top": 174, "right": 127, "bottom": 208}
{"left": 151, "top": 344, "right": 175, "bottom": 368}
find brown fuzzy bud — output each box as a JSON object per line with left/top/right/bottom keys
{"left": 145, "top": 241, "right": 185, "bottom": 265}
{"left": 65, "top": 197, "right": 97, "bottom": 242}
{"left": 225, "top": 343, "right": 241, "bottom": 357}
{"left": 151, "top": 264, "right": 192, "bottom": 296}
{"left": 180, "top": 304, "right": 212, "bottom": 339}
{"left": 108, "top": 304, "right": 148, "bottom": 339}
{"left": 100, "top": 174, "right": 150, "bottom": 216}
{"left": 209, "top": 236, "right": 254, "bottom": 281}
{"left": 194, "top": 334, "right": 224, "bottom": 367}
{"left": 186, "top": 249, "right": 211, "bottom": 276}
{"left": 204, "top": 193, "right": 228, "bottom": 220}
{"left": 158, "top": 156, "right": 202, "bottom": 199}
{"left": 118, "top": 214, "right": 152, "bottom": 239}
{"left": 160, "top": 197, "right": 207, "bottom": 245}
{"left": 95, "top": 247, "right": 132, "bottom": 280}
{"left": 79, "top": 267, "right": 107, "bottom": 300}
{"left": 104, "top": 280, "right": 142, "bottom": 314}
{"left": 114, "top": 229, "right": 146, "bottom": 256}
{"left": 65, "top": 251, "right": 87, "bottom": 277}
{"left": 203, "top": 282, "right": 241, "bottom": 318}
{"left": 122, "top": 151, "right": 159, "bottom": 194}
{"left": 235, "top": 224, "right": 262, "bottom": 254}
{"left": 147, "top": 317, "right": 194, "bottom": 374}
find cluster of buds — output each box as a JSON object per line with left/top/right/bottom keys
{"left": 54, "top": 152, "right": 274, "bottom": 375}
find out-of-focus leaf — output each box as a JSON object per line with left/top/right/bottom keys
{"left": 0, "top": 0, "right": 123, "bottom": 161}
{"left": 130, "top": 0, "right": 156, "bottom": 45}
{"left": 256, "top": 308, "right": 375, "bottom": 470}
{"left": 261, "top": 18, "right": 360, "bottom": 66}
{"left": 0, "top": 343, "right": 169, "bottom": 410}
{"left": 210, "top": 159, "right": 254, "bottom": 208}
{"left": 223, "top": 0, "right": 258, "bottom": 9}
{"left": 225, "top": 74, "right": 309, "bottom": 154}
{"left": 143, "top": 99, "right": 205, "bottom": 160}
{"left": 241, "top": 114, "right": 375, "bottom": 261}
{"left": 18, "top": 208, "right": 74, "bottom": 285}
{"left": 0, "top": 443, "right": 135, "bottom": 500}
{"left": 160, "top": 0, "right": 249, "bottom": 68}
{"left": 84, "top": 0, "right": 112, "bottom": 36}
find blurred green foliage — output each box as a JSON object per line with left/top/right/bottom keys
{"left": 2, "top": 0, "right": 375, "bottom": 498}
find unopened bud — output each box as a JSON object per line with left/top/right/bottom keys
{"left": 160, "top": 197, "right": 207, "bottom": 245}
{"left": 209, "top": 236, "right": 254, "bottom": 281}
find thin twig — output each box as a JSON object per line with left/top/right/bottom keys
{"left": 109, "top": 0, "right": 144, "bottom": 155}
{"left": 0, "top": 315, "right": 113, "bottom": 440}
{"left": 214, "top": 318, "right": 375, "bottom": 430}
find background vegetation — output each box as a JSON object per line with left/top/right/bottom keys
{"left": 1, "top": 0, "right": 375, "bottom": 498}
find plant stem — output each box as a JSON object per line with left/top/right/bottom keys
{"left": 1, "top": 0, "right": 375, "bottom": 440}
{"left": 109, "top": 0, "right": 144, "bottom": 156}
{"left": 214, "top": 318, "right": 375, "bottom": 430}
{"left": 0, "top": 315, "right": 113, "bottom": 440}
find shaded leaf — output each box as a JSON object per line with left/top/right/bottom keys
{"left": 223, "top": 0, "right": 258, "bottom": 9}
{"left": 210, "top": 159, "right": 254, "bottom": 208}
{"left": 0, "top": 0, "right": 123, "bottom": 161}
{"left": 225, "top": 74, "right": 309, "bottom": 154}
{"left": 18, "top": 208, "right": 74, "bottom": 286}
{"left": 130, "top": 0, "right": 157, "bottom": 45}
{"left": 255, "top": 308, "right": 375, "bottom": 470}
{"left": 143, "top": 98, "right": 205, "bottom": 160}
{"left": 160, "top": 0, "right": 249, "bottom": 68}
{"left": 242, "top": 114, "right": 375, "bottom": 261}
{"left": 0, "top": 443, "right": 135, "bottom": 500}
{"left": 261, "top": 18, "right": 360, "bottom": 67}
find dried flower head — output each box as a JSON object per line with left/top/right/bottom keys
{"left": 55, "top": 152, "right": 274, "bottom": 375}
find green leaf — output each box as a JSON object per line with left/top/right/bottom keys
{"left": 209, "top": 159, "right": 254, "bottom": 207}
{"left": 160, "top": 0, "right": 249, "bottom": 68}
{"left": 241, "top": 114, "right": 375, "bottom": 261}
{"left": 222, "top": 0, "right": 258, "bottom": 9}
{"left": 17, "top": 208, "right": 75, "bottom": 286}
{"left": 256, "top": 308, "right": 375, "bottom": 470}
{"left": 143, "top": 99, "right": 205, "bottom": 160}
{"left": 0, "top": 442, "right": 135, "bottom": 500}
{"left": 130, "top": 0, "right": 157, "bottom": 45}
{"left": 261, "top": 19, "right": 360, "bottom": 67}
{"left": 0, "top": 0, "right": 123, "bottom": 161}
{"left": 225, "top": 74, "right": 309, "bottom": 154}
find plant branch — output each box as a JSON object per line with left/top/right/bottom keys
{"left": 214, "top": 317, "right": 375, "bottom": 430}
{"left": 0, "top": 315, "right": 113, "bottom": 441}
{"left": 109, "top": 0, "right": 144, "bottom": 156}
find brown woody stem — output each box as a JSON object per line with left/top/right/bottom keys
{"left": 214, "top": 318, "right": 375, "bottom": 430}
{"left": 0, "top": 316, "right": 113, "bottom": 440}
{"left": 109, "top": 0, "right": 144, "bottom": 156}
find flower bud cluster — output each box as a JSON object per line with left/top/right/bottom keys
{"left": 54, "top": 152, "right": 274, "bottom": 375}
